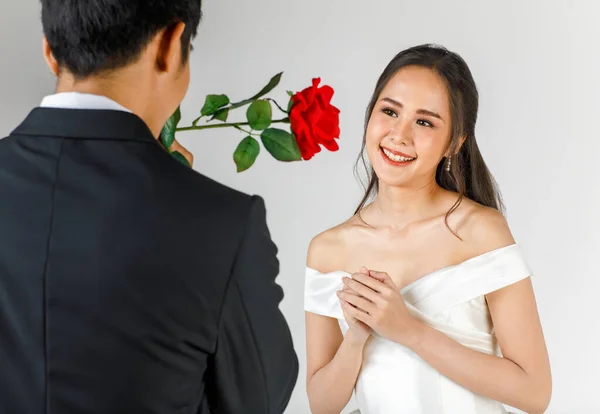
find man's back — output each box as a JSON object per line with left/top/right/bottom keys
{"left": 0, "top": 107, "right": 298, "bottom": 413}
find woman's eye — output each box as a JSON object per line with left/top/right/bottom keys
{"left": 382, "top": 108, "right": 397, "bottom": 117}
{"left": 417, "top": 119, "right": 434, "bottom": 128}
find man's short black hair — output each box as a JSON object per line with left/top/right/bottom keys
{"left": 41, "top": 0, "right": 202, "bottom": 79}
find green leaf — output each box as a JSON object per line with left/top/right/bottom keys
{"left": 249, "top": 72, "right": 283, "bottom": 100}
{"left": 287, "top": 97, "right": 294, "bottom": 113}
{"left": 233, "top": 136, "right": 260, "bottom": 172}
{"left": 230, "top": 72, "right": 283, "bottom": 110}
{"left": 200, "top": 94, "right": 230, "bottom": 116}
{"left": 246, "top": 100, "right": 272, "bottom": 130}
{"left": 211, "top": 108, "right": 229, "bottom": 122}
{"left": 159, "top": 106, "right": 181, "bottom": 150}
{"left": 171, "top": 151, "right": 191, "bottom": 167}
{"left": 287, "top": 90, "right": 294, "bottom": 97}
{"left": 260, "top": 128, "right": 301, "bottom": 162}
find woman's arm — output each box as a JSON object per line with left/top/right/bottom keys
{"left": 305, "top": 313, "right": 367, "bottom": 414}
{"left": 305, "top": 232, "right": 370, "bottom": 414}
{"left": 409, "top": 277, "right": 552, "bottom": 413}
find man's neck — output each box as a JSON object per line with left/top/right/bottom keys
{"left": 55, "top": 71, "right": 161, "bottom": 137}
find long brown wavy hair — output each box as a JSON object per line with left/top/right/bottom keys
{"left": 354, "top": 44, "right": 504, "bottom": 237}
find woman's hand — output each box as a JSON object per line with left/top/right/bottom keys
{"left": 337, "top": 267, "right": 372, "bottom": 346}
{"left": 338, "top": 268, "right": 422, "bottom": 348}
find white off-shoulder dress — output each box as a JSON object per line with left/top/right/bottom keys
{"left": 304, "top": 244, "right": 531, "bottom": 414}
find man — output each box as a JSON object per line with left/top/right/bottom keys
{"left": 0, "top": 1, "right": 298, "bottom": 413}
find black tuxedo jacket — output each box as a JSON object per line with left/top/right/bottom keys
{"left": 0, "top": 108, "right": 298, "bottom": 413}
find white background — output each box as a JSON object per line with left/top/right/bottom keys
{"left": 1, "top": 1, "right": 598, "bottom": 413}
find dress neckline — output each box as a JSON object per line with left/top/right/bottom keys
{"left": 306, "top": 243, "right": 519, "bottom": 293}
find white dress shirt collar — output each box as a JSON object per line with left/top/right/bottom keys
{"left": 40, "top": 92, "right": 132, "bottom": 113}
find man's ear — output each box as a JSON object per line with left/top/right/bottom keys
{"left": 42, "top": 36, "right": 59, "bottom": 76}
{"left": 155, "top": 22, "right": 187, "bottom": 74}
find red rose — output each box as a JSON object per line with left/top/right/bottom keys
{"left": 290, "top": 78, "right": 341, "bottom": 160}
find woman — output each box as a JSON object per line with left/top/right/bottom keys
{"left": 304, "top": 44, "right": 552, "bottom": 414}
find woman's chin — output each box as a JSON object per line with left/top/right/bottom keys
{"left": 373, "top": 170, "right": 413, "bottom": 188}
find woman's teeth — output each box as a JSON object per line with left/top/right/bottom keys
{"left": 382, "top": 148, "right": 415, "bottom": 162}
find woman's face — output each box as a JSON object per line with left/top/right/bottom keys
{"left": 365, "top": 65, "right": 453, "bottom": 188}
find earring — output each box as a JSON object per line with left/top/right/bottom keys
{"left": 446, "top": 156, "right": 451, "bottom": 172}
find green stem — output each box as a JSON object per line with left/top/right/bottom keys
{"left": 267, "top": 99, "right": 289, "bottom": 115}
{"left": 192, "top": 115, "right": 203, "bottom": 126}
{"left": 176, "top": 118, "right": 289, "bottom": 132}
{"left": 233, "top": 125, "right": 257, "bottom": 136}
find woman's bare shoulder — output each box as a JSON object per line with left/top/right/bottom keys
{"left": 307, "top": 215, "right": 366, "bottom": 273}
{"left": 455, "top": 198, "right": 515, "bottom": 253}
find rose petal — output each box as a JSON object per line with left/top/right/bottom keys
{"left": 317, "top": 118, "right": 339, "bottom": 138}
{"left": 296, "top": 128, "right": 321, "bottom": 160}
{"left": 291, "top": 114, "right": 320, "bottom": 157}
{"left": 291, "top": 94, "right": 309, "bottom": 110}
{"left": 316, "top": 85, "right": 335, "bottom": 104}
{"left": 314, "top": 127, "right": 339, "bottom": 152}
{"left": 303, "top": 102, "right": 325, "bottom": 126}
